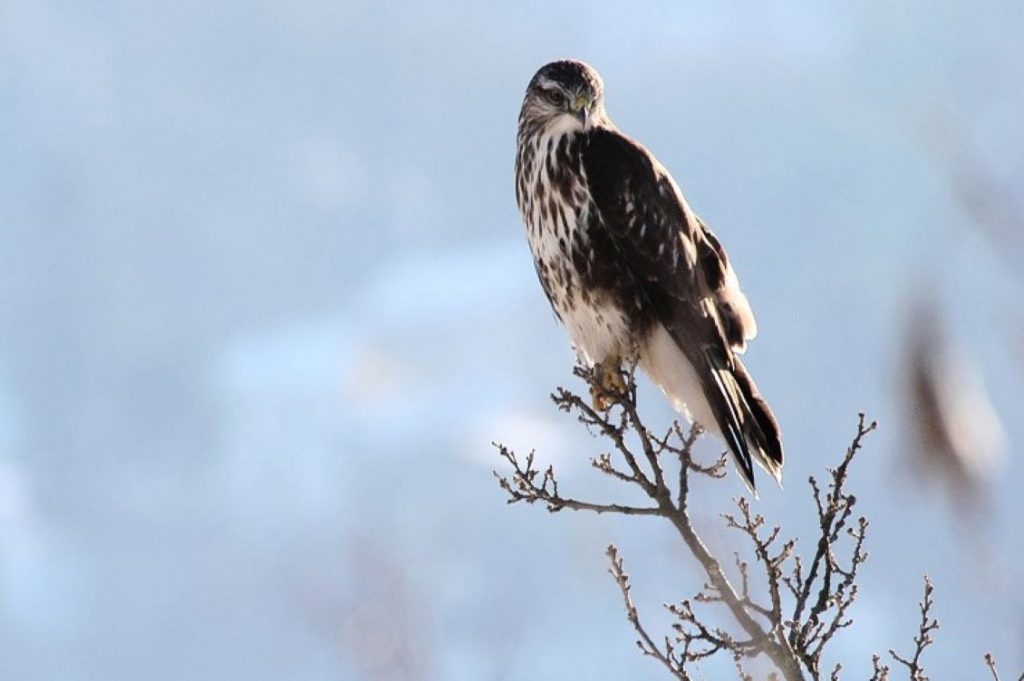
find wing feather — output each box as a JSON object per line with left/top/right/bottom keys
{"left": 695, "top": 216, "right": 758, "bottom": 353}
{"left": 580, "top": 127, "right": 729, "bottom": 351}
{"left": 581, "top": 126, "right": 782, "bottom": 488}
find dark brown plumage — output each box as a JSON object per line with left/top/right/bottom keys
{"left": 515, "top": 59, "right": 783, "bottom": 490}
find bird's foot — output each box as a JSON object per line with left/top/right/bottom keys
{"left": 590, "top": 358, "right": 627, "bottom": 411}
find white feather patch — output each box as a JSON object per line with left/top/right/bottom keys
{"left": 639, "top": 324, "right": 718, "bottom": 437}
{"left": 721, "top": 263, "right": 758, "bottom": 343}
{"left": 563, "top": 298, "right": 630, "bottom": 366}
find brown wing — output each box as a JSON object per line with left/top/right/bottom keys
{"left": 695, "top": 216, "right": 758, "bottom": 353}
{"left": 581, "top": 126, "right": 782, "bottom": 487}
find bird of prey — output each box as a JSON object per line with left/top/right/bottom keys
{"left": 514, "top": 59, "right": 783, "bottom": 489}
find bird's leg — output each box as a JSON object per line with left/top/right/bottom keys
{"left": 590, "top": 355, "right": 627, "bottom": 410}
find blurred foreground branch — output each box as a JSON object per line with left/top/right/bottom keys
{"left": 494, "top": 366, "right": 1019, "bottom": 679}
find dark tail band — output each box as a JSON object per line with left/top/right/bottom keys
{"left": 701, "top": 350, "right": 784, "bottom": 491}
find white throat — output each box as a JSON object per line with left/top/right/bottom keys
{"left": 544, "top": 114, "right": 586, "bottom": 138}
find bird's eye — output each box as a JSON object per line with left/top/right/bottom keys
{"left": 546, "top": 90, "right": 566, "bottom": 106}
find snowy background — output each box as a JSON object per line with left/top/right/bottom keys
{"left": 2, "top": 1, "right": 1023, "bottom": 678}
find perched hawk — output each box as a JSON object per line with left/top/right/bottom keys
{"left": 514, "top": 59, "right": 783, "bottom": 490}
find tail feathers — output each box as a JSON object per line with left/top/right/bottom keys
{"left": 732, "top": 357, "right": 784, "bottom": 483}
{"left": 702, "top": 350, "right": 784, "bottom": 491}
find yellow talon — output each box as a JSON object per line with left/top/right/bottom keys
{"left": 590, "top": 356, "right": 626, "bottom": 410}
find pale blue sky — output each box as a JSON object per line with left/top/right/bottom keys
{"left": 1, "top": 1, "right": 1022, "bottom": 678}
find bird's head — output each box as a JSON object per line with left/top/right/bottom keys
{"left": 519, "top": 59, "right": 606, "bottom": 136}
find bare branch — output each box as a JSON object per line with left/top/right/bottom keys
{"left": 493, "top": 444, "right": 662, "bottom": 515}
{"left": 607, "top": 545, "right": 694, "bottom": 681}
{"left": 870, "top": 654, "right": 891, "bottom": 681}
{"left": 888, "top": 577, "right": 939, "bottom": 680}
{"left": 785, "top": 415, "right": 876, "bottom": 676}
{"left": 984, "top": 652, "right": 1023, "bottom": 681}
{"left": 986, "top": 653, "right": 1000, "bottom": 681}
{"left": 493, "top": 368, "right": 1013, "bottom": 680}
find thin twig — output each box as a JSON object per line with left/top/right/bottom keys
{"left": 493, "top": 366, "right": 894, "bottom": 680}
{"left": 889, "top": 577, "right": 939, "bottom": 680}
{"left": 608, "top": 545, "right": 694, "bottom": 681}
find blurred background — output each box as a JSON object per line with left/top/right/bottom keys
{"left": 2, "top": 1, "right": 1022, "bottom": 678}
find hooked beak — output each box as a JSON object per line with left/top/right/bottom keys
{"left": 571, "top": 94, "right": 591, "bottom": 127}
